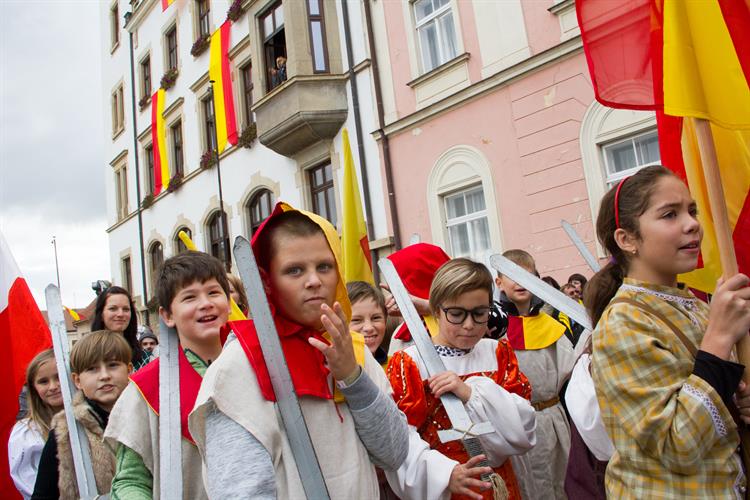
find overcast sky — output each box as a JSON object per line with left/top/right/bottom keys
{"left": 1, "top": 1, "right": 110, "bottom": 309}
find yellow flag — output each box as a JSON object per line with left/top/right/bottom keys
{"left": 340, "top": 129, "right": 374, "bottom": 284}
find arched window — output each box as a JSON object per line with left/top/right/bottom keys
{"left": 149, "top": 242, "right": 164, "bottom": 286}
{"left": 175, "top": 227, "right": 192, "bottom": 253}
{"left": 247, "top": 189, "right": 274, "bottom": 236}
{"left": 207, "top": 211, "right": 231, "bottom": 269}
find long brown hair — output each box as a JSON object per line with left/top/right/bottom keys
{"left": 25, "top": 349, "right": 59, "bottom": 440}
{"left": 585, "top": 165, "right": 677, "bottom": 325}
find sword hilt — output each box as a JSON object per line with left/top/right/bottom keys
{"left": 463, "top": 436, "right": 492, "bottom": 482}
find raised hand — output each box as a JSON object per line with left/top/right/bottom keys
{"left": 702, "top": 274, "right": 750, "bottom": 360}
{"left": 308, "top": 302, "right": 359, "bottom": 381}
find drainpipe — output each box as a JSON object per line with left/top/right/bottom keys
{"left": 340, "top": 0, "right": 377, "bottom": 272}
{"left": 125, "top": 11, "right": 150, "bottom": 325}
{"left": 362, "top": 0, "right": 402, "bottom": 250}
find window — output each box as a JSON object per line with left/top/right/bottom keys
{"left": 144, "top": 144, "right": 155, "bottom": 194}
{"left": 114, "top": 166, "right": 128, "bottom": 220}
{"left": 202, "top": 95, "right": 217, "bottom": 151}
{"left": 306, "top": 0, "right": 328, "bottom": 73}
{"left": 414, "top": 0, "right": 458, "bottom": 73}
{"left": 121, "top": 256, "right": 132, "bottom": 293}
{"left": 247, "top": 189, "right": 274, "bottom": 235}
{"left": 175, "top": 227, "right": 192, "bottom": 253}
{"left": 601, "top": 130, "right": 660, "bottom": 186}
{"left": 261, "top": 2, "right": 287, "bottom": 91}
{"left": 241, "top": 62, "right": 254, "bottom": 126}
{"left": 149, "top": 242, "right": 164, "bottom": 286}
{"left": 166, "top": 25, "right": 178, "bottom": 71}
{"left": 309, "top": 163, "right": 336, "bottom": 227}
{"left": 171, "top": 120, "right": 184, "bottom": 176}
{"left": 444, "top": 186, "right": 491, "bottom": 261}
{"left": 197, "top": 0, "right": 210, "bottom": 38}
{"left": 140, "top": 55, "right": 151, "bottom": 99}
{"left": 110, "top": 2, "right": 119, "bottom": 49}
{"left": 208, "top": 211, "right": 231, "bottom": 269}
{"left": 111, "top": 84, "right": 125, "bottom": 135}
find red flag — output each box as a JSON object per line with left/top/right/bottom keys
{"left": 0, "top": 231, "right": 51, "bottom": 497}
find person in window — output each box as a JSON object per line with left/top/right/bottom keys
{"left": 270, "top": 56, "right": 287, "bottom": 88}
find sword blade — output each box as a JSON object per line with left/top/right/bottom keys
{"left": 561, "top": 220, "right": 601, "bottom": 272}
{"left": 158, "top": 318, "right": 183, "bottom": 499}
{"left": 45, "top": 285, "right": 99, "bottom": 499}
{"left": 234, "top": 236, "right": 330, "bottom": 500}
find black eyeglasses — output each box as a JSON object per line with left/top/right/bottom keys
{"left": 441, "top": 306, "right": 491, "bottom": 325}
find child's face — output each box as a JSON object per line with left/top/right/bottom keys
{"left": 350, "top": 298, "right": 387, "bottom": 353}
{"left": 266, "top": 233, "right": 338, "bottom": 330}
{"left": 34, "top": 359, "right": 63, "bottom": 410}
{"left": 434, "top": 288, "right": 491, "bottom": 350}
{"left": 496, "top": 268, "right": 533, "bottom": 307}
{"left": 624, "top": 175, "right": 702, "bottom": 285}
{"left": 160, "top": 278, "right": 230, "bottom": 347}
{"left": 73, "top": 360, "right": 131, "bottom": 412}
{"left": 102, "top": 293, "right": 131, "bottom": 333}
{"left": 140, "top": 338, "right": 157, "bottom": 353}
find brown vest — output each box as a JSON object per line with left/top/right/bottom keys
{"left": 51, "top": 392, "right": 116, "bottom": 499}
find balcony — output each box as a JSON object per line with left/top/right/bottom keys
{"left": 253, "top": 74, "right": 348, "bottom": 157}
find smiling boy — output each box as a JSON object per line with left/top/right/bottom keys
{"left": 106, "top": 251, "right": 230, "bottom": 500}
{"left": 31, "top": 331, "right": 132, "bottom": 499}
{"left": 189, "top": 202, "right": 408, "bottom": 498}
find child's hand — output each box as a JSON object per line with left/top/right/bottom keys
{"left": 380, "top": 284, "right": 431, "bottom": 316}
{"left": 735, "top": 381, "right": 750, "bottom": 424}
{"left": 448, "top": 455, "right": 492, "bottom": 500}
{"left": 702, "top": 274, "right": 750, "bottom": 360}
{"left": 428, "top": 371, "right": 472, "bottom": 402}
{"left": 308, "top": 302, "right": 359, "bottom": 382}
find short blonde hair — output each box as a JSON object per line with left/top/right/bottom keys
{"left": 70, "top": 330, "right": 132, "bottom": 374}
{"left": 498, "top": 249, "right": 537, "bottom": 276}
{"left": 429, "top": 258, "right": 493, "bottom": 313}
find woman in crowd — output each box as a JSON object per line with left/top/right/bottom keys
{"left": 8, "top": 350, "right": 63, "bottom": 499}
{"left": 91, "top": 286, "right": 149, "bottom": 370}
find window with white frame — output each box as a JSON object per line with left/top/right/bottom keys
{"left": 601, "top": 129, "right": 660, "bottom": 187}
{"left": 444, "top": 186, "right": 491, "bottom": 261}
{"left": 114, "top": 164, "right": 128, "bottom": 220}
{"left": 414, "top": 0, "right": 458, "bottom": 73}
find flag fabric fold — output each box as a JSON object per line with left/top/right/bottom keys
{"left": 161, "top": 0, "right": 175, "bottom": 11}
{"left": 209, "top": 21, "right": 238, "bottom": 154}
{"left": 150, "top": 88, "right": 170, "bottom": 195}
{"left": 0, "top": 231, "right": 51, "bottom": 498}
{"left": 577, "top": 0, "right": 750, "bottom": 292}
{"left": 340, "top": 129, "right": 374, "bottom": 284}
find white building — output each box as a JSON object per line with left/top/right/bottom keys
{"left": 100, "top": 0, "right": 392, "bottom": 324}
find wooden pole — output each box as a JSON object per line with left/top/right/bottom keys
{"left": 694, "top": 117, "right": 750, "bottom": 476}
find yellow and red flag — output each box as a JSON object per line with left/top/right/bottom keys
{"left": 340, "top": 129, "right": 374, "bottom": 284}
{"left": 209, "top": 21, "right": 238, "bottom": 154}
{"left": 64, "top": 306, "right": 81, "bottom": 322}
{"left": 577, "top": 0, "right": 750, "bottom": 292}
{"left": 505, "top": 314, "right": 566, "bottom": 351}
{"left": 150, "top": 88, "right": 170, "bottom": 195}
{"left": 161, "top": 0, "right": 175, "bottom": 11}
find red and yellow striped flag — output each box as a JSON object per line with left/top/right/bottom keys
{"left": 64, "top": 306, "right": 81, "bottom": 322}
{"left": 161, "top": 0, "right": 175, "bottom": 11}
{"left": 341, "top": 129, "right": 373, "bottom": 284}
{"left": 150, "top": 88, "right": 170, "bottom": 195}
{"left": 209, "top": 21, "right": 238, "bottom": 154}
{"left": 577, "top": 0, "right": 750, "bottom": 293}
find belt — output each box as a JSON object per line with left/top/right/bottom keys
{"left": 532, "top": 396, "right": 560, "bottom": 411}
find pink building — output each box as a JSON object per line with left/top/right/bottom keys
{"left": 369, "top": 0, "right": 661, "bottom": 282}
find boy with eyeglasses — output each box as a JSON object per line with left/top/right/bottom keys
{"left": 387, "top": 258, "right": 536, "bottom": 500}
{"left": 494, "top": 249, "right": 576, "bottom": 500}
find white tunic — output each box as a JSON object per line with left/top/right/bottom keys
{"left": 8, "top": 419, "right": 44, "bottom": 500}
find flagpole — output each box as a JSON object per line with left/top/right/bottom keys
{"left": 52, "top": 236, "right": 61, "bottom": 290}
{"left": 208, "top": 81, "right": 231, "bottom": 272}
{"left": 125, "top": 11, "right": 151, "bottom": 325}
{"left": 693, "top": 117, "right": 750, "bottom": 471}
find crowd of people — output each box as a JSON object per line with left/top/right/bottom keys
{"left": 8, "top": 165, "right": 750, "bottom": 499}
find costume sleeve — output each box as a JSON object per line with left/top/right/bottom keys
{"left": 592, "top": 304, "right": 738, "bottom": 474}
{"left": 204, "top": 403, "right": 276, "bottom": 499}
{"left": 463, "top": 341, "right": 536, "bottom": 465}
{"left": 384, "top": 425, "right": 457, "bottom": 500}
{"left": 493, "top": 339, "right": 532, "bottom": 400}
{"left": 110, "top": 444, "right": 152, "bottom": 500}
{"left": 340, "top": 353, "right": 409, "bottom": 470}
{"left": 8, "top": 421, "right": 40, "bottom": 498}
{"left": 564, "top": 354, "right": 615, "bottom": 461}
{"left": 387, "top": 351, "right": 428, "bottom": 428}
{"left": 30, "top": 431, "right": 59, "bottom": 500}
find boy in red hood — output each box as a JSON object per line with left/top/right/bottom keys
{"left": 189, "top": 202, "right": 408, "bottom": 498}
